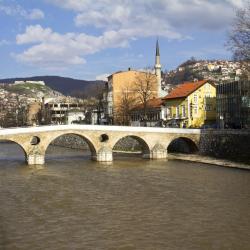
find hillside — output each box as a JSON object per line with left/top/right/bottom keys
{"left": 163, "top": 59, "right": 242, "bottom": 86}
{"left": 0, "top": 76, "right": 106, "bottom": 98}
{"left": 3, "top": 82, "right": 63, "bottom": 99}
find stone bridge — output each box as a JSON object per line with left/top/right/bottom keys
{"left": 0, "top": 125, "right": 201, "bottom": 165}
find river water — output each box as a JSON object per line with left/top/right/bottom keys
{"left": 0, "top": 143, "right": 250, "bottom": 250}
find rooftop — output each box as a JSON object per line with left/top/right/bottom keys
{"left": 131, "top": 98, "right": 163, "bottom": 111}
{"left": 163, "top": 80, "right": 208, "bottom": 100}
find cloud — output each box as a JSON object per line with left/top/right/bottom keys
{"left": 0, "top": 3, "right": 44, "bottom": 20}
{"left": 15, "top": 0, "right": 247, "bottom": 70}
{"left": 48, "top": 0, "right": 246, "bottom": 31}
{"left": 27, "top": 9, "right": 45, "bottom": 20}
{"left": 14, "top": 25, "right": 134, "bottom": 69}
{"left": 96, "top": 73, "right": 109, "bottom": 81}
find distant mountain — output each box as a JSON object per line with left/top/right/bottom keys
{"left": 0, "top": 76, "right": 106, "bottom": 98}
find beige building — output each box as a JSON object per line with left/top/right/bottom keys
{"left": 27, "top": 101, "right": 42, "bottom": 126}
{"left": 103, "top": 40, "right": 163, "bottom": 124}
{"left": 103, "top": 69, "right": 158, "bottom": 124}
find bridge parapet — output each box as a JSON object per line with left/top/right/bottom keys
{"left": 0, "top": 125, "right": 201, "bottom": 165}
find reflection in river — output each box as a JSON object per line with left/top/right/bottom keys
{"left": 0, "top": 143, "right": 250, "bottom": 250}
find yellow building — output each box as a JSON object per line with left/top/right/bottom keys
{"left": 162, "top": 80, "right": 216, "bottom": 128}
{"left": 104, "top": 69, "right": 158, "bottom": 124}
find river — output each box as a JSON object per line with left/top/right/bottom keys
{"left": 0, "top": 143, "right": 250, "bottom": 250}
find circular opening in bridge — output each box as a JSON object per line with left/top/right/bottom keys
{"left": 45, "top": 133, "right": 96, "bottom": 162}
{"left": 100, "top": 134, "right": 109, "bottom": 142}
{"left": 167, "top": 137, "right": 198, "bottom": 154}
{"left": 30, "top": 136, "right": 40, "bottom": 145}
{"left": 112, "top": 136, "right": 150, "bottom": 160}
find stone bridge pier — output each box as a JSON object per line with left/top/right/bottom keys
{"left": 0, "top": 125, "right": 201, "bottom": 165}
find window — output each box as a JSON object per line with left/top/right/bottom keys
{"left": 193, "top": 94, "right": 198, "bottom": 104}
{"left": 205, "top": 83, "right": 211, "bottom": 97}
{"left": 182, "top": 105, "right": 186, "bottom": 117}
{"left": 176, "top": 106, "right": 179, "bottom": 118}
{"left": 194, "top": 105, "right": 198, "bottom": 115}
{"left": 205, "top": 104, "right": 212, "bottom": 111}
{"left": 167, "top": 107, "right": 171, "bottom": 118}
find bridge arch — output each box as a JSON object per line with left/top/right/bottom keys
{"left": 44, "top": 132, "right": 98, "bottom": 159}
{"left": 167, "top": 137, "right": 199, "bottom": 154}
{"left": 0, "top": 139, "right": 28, "bottom": 162}
{"left": 112, "top": 135, "right": 151, "bottom": 158}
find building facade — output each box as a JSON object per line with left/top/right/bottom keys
{"left": 216, "top": 80, "right": 250, "bottom": 129}
{"left": 45, "top": 101, "right": 85, "bottom": 124}
{"left": 103, "top": 40, "right": 165, "bottom": 125}
{"left": 103, "top": 69, "right": 158, "bottom": 124}
{"left": 163, "top": 80, "right": 216, "bottom": 128}
{"left": 66, "top": 110, "right": 86, "bottom": 124}
{"left": 130, "top": 98, "right": 166, "bottom": 127}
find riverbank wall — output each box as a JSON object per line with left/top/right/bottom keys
{"left": 199, "top": 129, "right": 250, "bottom": 164}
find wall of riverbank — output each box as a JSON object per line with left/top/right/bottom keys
{"left": 199, "top": 129, "right": 250, "bottom": 164}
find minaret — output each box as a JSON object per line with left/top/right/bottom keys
{"left": 154, "top": 39, "right": 162, "bottom": 97}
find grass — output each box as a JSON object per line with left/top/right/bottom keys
{"left": 4, "top": 83, "right": 54, "bottom": 96}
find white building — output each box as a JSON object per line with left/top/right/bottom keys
{"left": 46, "top": 102, "right": 84, "bottom": 124}
{"left": 66, "top": 110, "right": 86, "bottom": 124}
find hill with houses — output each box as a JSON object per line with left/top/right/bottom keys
{"left": 163, "top": 59, "right": 243, "bottom": 86}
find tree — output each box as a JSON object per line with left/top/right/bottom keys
{"left": 93, "top": 85, "right": 105, "bottom": 124}
{"left": 227, "top": 3, "right": 250, "bottom": 76}
{"left": 117, "top": 87, "right": 136, "bottom": 125}
{"left": 134, "top": 69, "right": 157, "bottom": 126}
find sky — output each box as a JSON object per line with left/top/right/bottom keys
{"left": 0, "top": 0, "right": 248, "bottom": 80}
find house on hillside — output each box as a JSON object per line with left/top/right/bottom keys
{"left": 162, "top": 80, "right": 216, "bottom": 128}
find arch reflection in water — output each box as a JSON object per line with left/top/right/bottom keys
{"left": 167, "top": 137, "right": 198, "bottom": 154}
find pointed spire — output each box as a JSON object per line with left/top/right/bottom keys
{"left": 156, "top": 39, "right": 160, "bottom": 57}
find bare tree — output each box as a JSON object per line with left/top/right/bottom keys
{"left": 93, "top": 84, "right": 105, "bottom": 124}
{"left": 134, "top": 69, "right": 157, "bottom": 126}
{"left": 227, "top": 2, "right": 250, "bottom": 76}
{"left": 117, "top": 87, "right": 136, "bottom": 125}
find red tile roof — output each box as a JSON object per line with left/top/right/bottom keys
{"left": 163, "top": 80, "right": 208, "bottom": 100}
{"left": 131, "top": 97, "right": 163, "bottom": 110}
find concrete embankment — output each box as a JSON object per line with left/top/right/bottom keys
{"left": 168, "top": 153, "right": 250, "bottom": 170}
